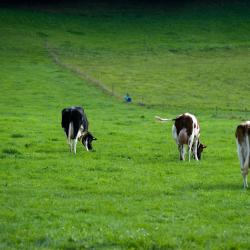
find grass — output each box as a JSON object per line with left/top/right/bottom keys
{"left": 46, "top": 2, "right": 250, "bottom": 112}
{"left": 0, "top": 2, "right": 250, "bottom": 249}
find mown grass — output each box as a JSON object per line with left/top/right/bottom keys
{"left": 0, "top": 2, "right": 250, "bottom": 249}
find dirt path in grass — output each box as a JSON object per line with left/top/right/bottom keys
{"left": 45, "top": 42, "right": 122, "bottom": 100}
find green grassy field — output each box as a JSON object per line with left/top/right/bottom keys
{"left": 0, "top": 2, "right": 250, "bottom": 249}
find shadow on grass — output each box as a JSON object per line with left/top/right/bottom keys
{"left": 201, "top": 183, "right": 242, "bottom": 191}
{"left": 182, "top": 182, "right": 242, "bottom": 191}
{"left": 11, "top": 133, "right": 24, "bottom": 138}
{"left": 67, "top": 30, "right": 85, "bottom": 36}
{"left": 59, "top": 239, "right": 175, "bottom": 250}
{"left": 0, "top": 149, "right": 23, "bottom": 159}
{"left": 2, "top": 148, "right": 20, "bottom": 154}
{"left": 36, "top": 32, "right": 49, "bottom": 38}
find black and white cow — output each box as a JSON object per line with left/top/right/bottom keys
{"left": 235, "top": 121, "right": 250, "bottom": 188}
{"left": 61, "top": 106, "right": 96, "bottom": 154}
{"left": 155, "top": 113, "right": 206, "bottom": 161}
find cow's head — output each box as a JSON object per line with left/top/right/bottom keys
{"left": 81, "top": 132, "right": 97, "bottom": 151}
{"left": 197, "top": 142, "right": 207, "bottom": 160}
{"left": 192, "top": 141, "right": 206, "bottom": 160}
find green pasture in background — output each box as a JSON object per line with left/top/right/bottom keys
{"left": 0, "top": 2, "right": 250, "bottom": 249}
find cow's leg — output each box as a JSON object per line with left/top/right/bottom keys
{"left": 236, "top": 141, "right": 244, "bottom": 166}
{"left": 178, "top": 144, "right": 182, "bottom": 160}
{"left": 237, "top": 139, "right": 250, "bottom": 188}
{"left": 178, "top": 144, "right": 185, "bottom": 161}
{"left": 73, "top": 139, "right": 78, "bottom": 154}
{"left": 181, "top": 145, "right": 186, "bottom": 161}
{"left": 193, "top": 138, "right": 199, "bottom": 161}
{"left": 237, "top": 142, "right": 246, "bottom": 188}
{"left": 238, "top": 150, "right": 248, "bottom": 188}
{"left": 68, "top": 139, "right": 72, "bottom": 152}
{"left": 172, "top": 125, "right": 178, "bottom": 144}
{"left": 174, "top": 126, "right": 181, "bottom": 160}
{"left": 242, "top": 155, "right": 249, "bottom": 189}
{"left": 67, "top": 122, "right": 74, "bottom": 153}
{"left": 188, "top": 135, "right": 194, "bottom": 162}
{"left": 66, "top": 132, "right": 72, "bottom": 152}
{"left": 241, "top": 167, "right": 249, "bottom": 189}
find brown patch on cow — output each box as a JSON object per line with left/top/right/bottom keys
{"left": 235, "top": 123, "right": 250, "bottom": 145}
{"left": 174, "top": 115, "right": 193, "bottom": 137}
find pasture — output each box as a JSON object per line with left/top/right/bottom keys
{"left": 0, "top": 1, "right": 250, "bottom": 249}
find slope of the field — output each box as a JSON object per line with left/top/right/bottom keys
{"left": 44, "top": 2, "right": 250, "bottom": 112}
{"left": 0, "top": 3, "right": 250, "bottom": 249}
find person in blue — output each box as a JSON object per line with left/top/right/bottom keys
{"left": 124, "top": 93, "right": 132, "bottom": 103}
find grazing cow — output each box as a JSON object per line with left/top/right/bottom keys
{"left": 61, "top": 106, "right": 96, "bottom": 154}
{"left": 235, "top": 121, "right": 250, "bottom": 188}
{"left": 155, "top": 113, "right": 206, "bottom": 161}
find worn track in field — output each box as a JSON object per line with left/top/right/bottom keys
{"left": 45, "top": 41, "right": 122, "bottom": 100}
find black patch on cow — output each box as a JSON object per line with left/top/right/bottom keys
{"left": 61, "top": 106, "right": 88, "bottom": 139}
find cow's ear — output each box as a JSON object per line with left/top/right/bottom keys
{"left": 93, "top": 137, "right": 97, "bottom": 140}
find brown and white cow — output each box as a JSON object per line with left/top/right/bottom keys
{"left": 235, "top": 121, "right": 250, "bottom": 188}
{"left": 155, "top": 113, "right": 206, "bottom": 161}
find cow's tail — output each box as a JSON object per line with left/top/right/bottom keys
{"left": 155, "top": 116, "right": 173, "bottom": 122}
{"left": 68, "top": 122, "right": 74, "bottom": 144}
